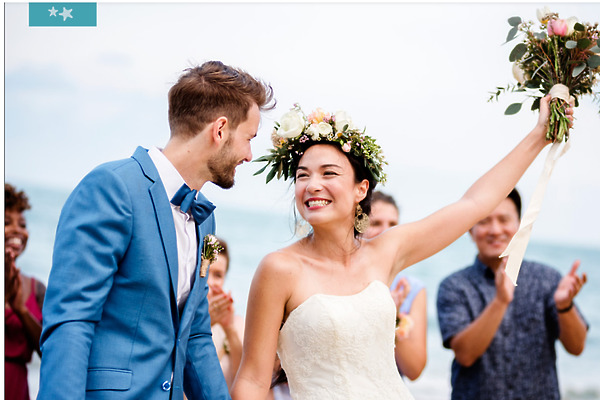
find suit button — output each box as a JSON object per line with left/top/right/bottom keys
{"left": 161, "top": 380, "right": 171, "bottom": 391}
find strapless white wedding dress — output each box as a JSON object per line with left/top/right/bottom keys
{"left": 277, "top": 280, "right": 415, "bottom": 400}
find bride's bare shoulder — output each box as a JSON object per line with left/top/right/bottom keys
{"left": 255, "top": 242, "right": 304, "bottom": 281}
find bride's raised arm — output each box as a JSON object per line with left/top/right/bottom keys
{"left": 380, "top": 95, "right": 571, "bottom": 276}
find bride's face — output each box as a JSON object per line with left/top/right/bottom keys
{"left": 294, "top": 144, "right": 367, "bottom": 229}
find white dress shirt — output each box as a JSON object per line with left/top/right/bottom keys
{"left": 148, "top": 146, "right": 197, "bottom": 314}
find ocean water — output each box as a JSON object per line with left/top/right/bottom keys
{"left": 16, "top": 182, "right": 600, "bottom": 399}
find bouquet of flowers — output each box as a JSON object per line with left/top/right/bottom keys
{"left": 200, "top": 234, "right": 223, "bottom": 278}
{"left": 489, "top": 7, "right": 600, "bottom": 142}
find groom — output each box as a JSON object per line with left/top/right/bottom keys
{"left": 38, "top": 61, "right": 275, "bottom": 399}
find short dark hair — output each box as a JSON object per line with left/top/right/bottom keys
{"left": 5, "top": 183, "right": 31, "bottom": 213}
{"left": 371, "top": 191, "right": 398, "bottom": 212}
{"left": 168, "top": 61, "right": 275, "bottom": 137}
{"left": 507, "top": 188, "right": 522, "bottom": 219}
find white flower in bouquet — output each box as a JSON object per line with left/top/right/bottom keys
{"left": 277, "top": 110, "right": 305, "bottom": 139}
{"left": 512, "top": 62, "right": 527, "bottom": 84}
{"left": 566, "top": 16, "right": 578, "bottom": 36}
{"left": 536, "top": 6, "right": 553, "bottom": 24}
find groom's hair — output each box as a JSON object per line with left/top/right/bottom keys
{"left": 168, "top": 61, "right": 275, "bottom": 137}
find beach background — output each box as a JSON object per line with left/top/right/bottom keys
{"left": 15, "top": 182, "right": 600, "bottom": 399}
{"left": 4, "top": 1, "right": 600, "bottom": 398}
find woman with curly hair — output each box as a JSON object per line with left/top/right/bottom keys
{"left": 5, "top": 183, "right": 46, "bottom": 400}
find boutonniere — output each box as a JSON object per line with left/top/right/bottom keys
{"left": 200, "top": 234, "right": 223, "bottom": 278}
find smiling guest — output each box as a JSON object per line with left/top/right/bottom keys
{"left": 5, "top": 183, "right": 46, "bottom": 400}
{"left": 38, "top": 61, "right": 274, "bottom": 400}
{"left": 437, "top": 188, "right": 589, "bottom": 400}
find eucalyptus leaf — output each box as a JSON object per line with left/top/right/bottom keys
{"left": 588, "top": 55, "right": 600, "bottom": 69}
{"left": 572, "top": 63, "right": 586, "bottom": 77}
{"left": 578, "top": 38, "right": 591, "bottom": 49}
{"left": 266, "top": 166, "right": 278, "bottom": 183}
{"left": 574, "top": 22, "right": 585, "bottom": 32}
{"left": 590, "top": 45, "right": 600, "bottom": 53}
{"left": 531, "top": 97, "right": 541, "bottom": 111}
{"left": 506, "top": 27, "right": 518, "bottom": 42}
{"left": 505, "top": 103, "right": 522, "bottom": 115}
{"left": 534, "top": 32, "right": 547, "bottom": 40}
{"left": 566, "top": 40, "right": 578, "bottom": 49}
{"left": 253, "top": 163, "right": 269, "bottom": 176}
{"left": 509, "top": 43, "right": 527, "bottom": 62}
{"left": 508, "top": 16, "right": 522, "bottom": 26}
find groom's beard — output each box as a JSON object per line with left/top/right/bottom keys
{"left": 208, "top": 141, "right": 238, "bottom": 189}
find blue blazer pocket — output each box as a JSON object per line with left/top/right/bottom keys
{"left": 87, "top": 368, "right": 132, "bottom": 391}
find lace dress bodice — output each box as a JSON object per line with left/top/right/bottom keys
{"left": 277, "top": 280, "right": 414, "bottom": 400}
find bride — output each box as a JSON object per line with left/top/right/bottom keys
{"left": 231, "top": 97, "right": 571, "bottom": 400}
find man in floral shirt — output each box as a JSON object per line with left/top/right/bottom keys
{"left": 437, "top": 189, "right": 588, "bottom": 400}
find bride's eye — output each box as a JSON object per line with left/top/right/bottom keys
{"left": 324, "top": 171, "right": 338, "bottom": 176}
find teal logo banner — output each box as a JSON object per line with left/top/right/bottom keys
{"left": 29, "top": 3, "right": 97, "bottom": 27}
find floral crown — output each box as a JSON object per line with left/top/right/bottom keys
{"left": 254, "top": 104, "right": 387, "bottom": 184}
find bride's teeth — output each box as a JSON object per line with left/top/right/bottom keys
{"left": 308, "top": 200, "right": 329, "bottom": 207}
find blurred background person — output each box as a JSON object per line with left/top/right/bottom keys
{"left": 437, "top": 188, "right": 588, "bottom": 400}
{"left": 5, "top": 183, "right": 46, "bottom": 400}
{"left": 206, "top": 237, "right": 245, "bottom": 388}
{"left": 365, "top": 191, "right": 427, "bottom": 380}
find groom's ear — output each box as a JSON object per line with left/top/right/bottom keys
{"left": 210, "top": 116, "right": 228, "bottom": 145}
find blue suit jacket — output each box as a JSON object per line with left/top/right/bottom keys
{"left": 39, "top": 147, "right": 230, "bottom": 400}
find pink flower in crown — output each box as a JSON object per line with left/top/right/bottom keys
{"left": 341, "top": 142, "right": 352, "bottom": 152}
{"left": 307, "top": 108, "right": 331, "bottom": 124}
{"left": 548, "top": 18, "right": 568, "bottom": 36}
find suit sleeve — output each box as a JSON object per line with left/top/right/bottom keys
{"left": 38, "top": 166, "right": 133, "bottom": 400}
{"left": 183, "top": 215, "right": 231, "bottom": 399}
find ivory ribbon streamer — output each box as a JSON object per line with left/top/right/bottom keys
{"left": 549, "top": 83, "right": 570, "bottom": 102}
{"left": 500, "top": 140, "right": 570, "bottom": 285}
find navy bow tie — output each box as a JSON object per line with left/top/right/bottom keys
{"left": 170, "top": 184, "right": 214, "bottom": 224}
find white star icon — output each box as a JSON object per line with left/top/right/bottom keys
{"left": 58, "top": 7, "right": 73, "bottom": 21}
{"left": 48, "top": 6, "right": 58, "bottom": 17}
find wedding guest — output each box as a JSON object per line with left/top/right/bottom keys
{"left": 38, "top": 61, "right": 274, "bottom": 400}
{"left": 206, "top": 238, "right": 245, "bottom": 388}
{"left": 437, "top": 188, "right": 588, "bottom": 400}
{"left": 5, "top": 183, "right": 46, "bottom": 400}
{"left": 231, "top": 96, "right": 570, "bottom": 399}
{"left": 365, "top": 191, "right": 427, "bottom": 380}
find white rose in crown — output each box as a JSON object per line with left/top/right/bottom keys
{"left": 334, "top": 110, "right": 355, "bottom": 132}
{"left": 316, "top": 122, "right": 333, "bottom": 137}
{"left": 306, "top": 124, "right": 320, "bottom": 140}
{"left": 277, "top": 110, "right": 305, "bottom": 138}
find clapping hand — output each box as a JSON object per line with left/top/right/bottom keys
{"left": 391, "top": 277, "right": 411, "bottom": 312}
{"left": 208, "top": 284, "right": 235, "bottom": 328}
{"left": 5, "top": 247, "right": 24, "bottom": 311}
{"left": 495, "top": 258, "right": 515, "bottom": 305}
{"left": 554, "top": 260, "right": 587, "bottom": 311}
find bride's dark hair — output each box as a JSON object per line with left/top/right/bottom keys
{"left": 292, "top": 141, "right": 377, "bottom": 238}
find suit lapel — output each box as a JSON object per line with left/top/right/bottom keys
{"left": 133, "top": 147, "right": 180, "bottom": 328}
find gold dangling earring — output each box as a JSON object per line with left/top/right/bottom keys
{"left": 354, "top": 204, "right": 370, "bottom": 234}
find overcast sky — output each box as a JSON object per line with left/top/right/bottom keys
{"left": 4, "top": 1, "right": 600, "bottom": 247}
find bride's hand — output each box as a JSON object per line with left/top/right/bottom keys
{"left": 535, "top": 94, "right": 575, "bottom": 138}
